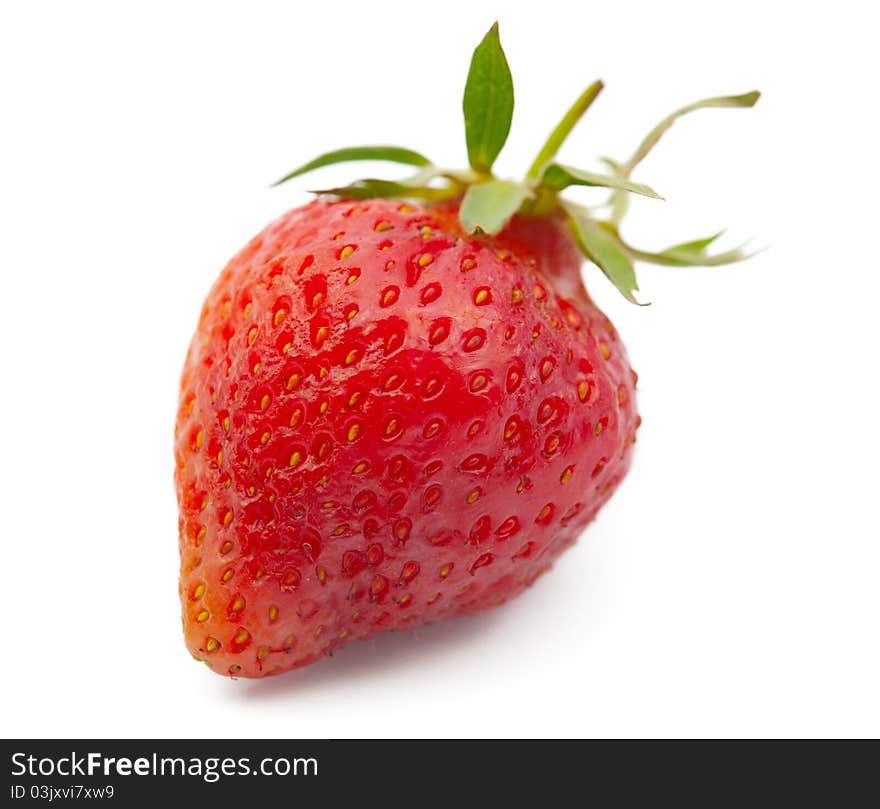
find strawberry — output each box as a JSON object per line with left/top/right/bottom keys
{"left": 176, "top": 23, "right": 759, "bottom": 677}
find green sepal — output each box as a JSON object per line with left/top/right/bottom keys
{"left": 273, "top": 146, "right": 432, "bottom": 187}
{"left": 621, "top": 90, "right": 761, "bottom": 176}
{"left": 629, "top": 238, "right": 755, "bottom": 267}
{"left": 662, "top": 230, "right": 726, "bottom": 255}
{"left": 526, "top": 80, "right": 604, "bottom": 179}
{"left": 463, "top": 23, "right": 514, "bottom": 174}
{"left": 541, "top": 163, "right": 662, "bottom": 199}
{"left": 459, "top": 180, "right": 533, "bottom": 234}
{"left": 310, "top": 179, "right": 456, "bottom": 202}
{"left": 564, "top": 203, "right": 645, "bottom": 305}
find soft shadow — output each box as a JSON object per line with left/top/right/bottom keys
{"left": 235, "top": 608, "right": 507, "bottom": 700}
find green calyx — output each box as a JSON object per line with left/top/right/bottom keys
{"left": 273, "top": 21, "right": 760, "bottom": 304}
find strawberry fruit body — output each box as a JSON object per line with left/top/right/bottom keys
{"left": 176, "top": 24, "right": 758, "bottom": 677}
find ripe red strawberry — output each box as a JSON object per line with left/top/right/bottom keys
{"left": 176, "top": 23, "right": 758, "bottom": 677}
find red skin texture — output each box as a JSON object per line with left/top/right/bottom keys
{"left": 175, "top": 198, "right": 639, "bottom": 678}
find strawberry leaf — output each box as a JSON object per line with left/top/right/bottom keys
{"left": 621, "top": 91, "right": 760, "bottom": 176}
{"left": 662, "top": 231, "right": 726, "bottom": 256}
{"left": 463, "top": 23, "right": 514, "bottom": 174}
{"left": 273, "top": 146, "right": 432, "bottom": 187}
{"left": 459, "top": 180, "right": 532, "bottom": 235}
{"left": 541, "top": 163, "right": 663, "bottom": 199}
{"left": 311, "top": 179, "right": 455, "bottom": 201}
{"left": 526, "top": 80, "right": 604, "bottom": 179}
{"left": 630, "top": 240, "right": 755, "bottom": 267}
{"left": 564, "top": 203, "right": 644, "bottom": 304}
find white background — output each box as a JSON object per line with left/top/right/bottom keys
{"left": 2, "top": 0, "right": 878, "bottom": 739}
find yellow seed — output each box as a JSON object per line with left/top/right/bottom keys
{"left": 439, "top": 564, "right": 452, "bottom": 578}
{"left": 418, "top": 253, "right": 433, "bottom": 267}
{"left": 223, "top": 510, "right": 233, "bottom": 527}
{"left": 345, "top": 349, "right": 359, "bottom": 366}
{"left": 196, "top": 527, "right": 207, "bottom": 544}
{"left": 221, "top": 568, "right": 234, "bottom": 583}
{"left": 231, "top": 596, "right": 245, "bottom": 612}
{"left": 474, "top": 289, "right": 490, "bottom": 305}
{"left": 511, "top": 287, "right": 523, "bottom": 304}
{"left": 289, "top": 451, "right": 302, "bottom": 467}
{"left": 466, "top": 489, "right": 481, "bottom": 504}
{"left": 560, "top": 467, "right": 573, "bottom": 485}
{"left": 199, "top": 496, "right": 208, "bottom": 511}
{"left": 346, "top": 272, "right": 359, "bottom": 285}
{"left": 311, "top": 292, "right": 323, "bottom": 308}
{"left": 315, "top": 326, "right": 328, "bottom": 346}
{"left": 196, "top": 610, "right": 209, "bottom": 623}
{"left": 268, "top": 605, "right": 279, "bottom": 622}
{"left": 384, "top": 418, "right": 399, "bottom": 436}
{"left": 260, "top": 431, "right": 270, "bottom": 444}
{"left": 216, "top": 451, "right": 223, "bottom": 465}
{"left": 257, "top": 645, "right": 270, "bottom": 659}
{"left": 234, "top": 628, "right": 249, "bottom": 644}
{"left": 205, "top": 637, "right": 219, "bottom": 652}
{"left": 347, "top": 307, "right": 358, "bottom": 321}
{"left": 192, "top": 583, "right": 205, "bottom": 599}
{"left": 319, "top": 400, "right": 328, "bottom": 414}
{"left": 220, "top": 541, "right": 233, "bottom": 555}
{"left": 318, "top": 366, "right": 328, "bottom": 379}
{"left": 194, "top": 430, "right": 204, "bottom": 448}
{"left": 347, "top": 424, "right": 361, "bottom": 442}
{"left": 260, "top": 394, "right": 270, "bottom": 410}
{"left": 340, "top": 245, "right": 355, "bottom": 259}
{"left": 375, "top": 220, "right": 392, "bottom": 232}
{"left": 461, "top": 258, "right": 476, "bottom": 271}
{"left": 243, "top": 302, "right": 252, "bottom": 317}
{"left": 384, "top": 259, "right": 395, "bottom": 269}
{"left": 273, "top": 308, "right": 287, "bottom": 327}
{"left": 353, "top": 461, "right": 367, "bottom": 475}
{"left": 281, "top": 342, "right": 291, "bottom": 354}
{"left": 322, "top": 501, "right": 336, "bottom": 510}
{"left": 222, "top": 416, "right": 230, "bottom": 432}
{"left": 577, "top": 381, "right": 590, "bottom": 402}
{"left": 599, "top": 342, "right": 611, "bottom": 360}
{"left": 286, "top": 373, "right": 301, "bottom": 390}
{"left": 247, "top": 326, "right": 258, "bottom": 346}
{"left": 348, "top": 392, "right": 361, "bottom": 408}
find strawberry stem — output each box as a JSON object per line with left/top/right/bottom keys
{"left": 525, "top": 80, "right": 604, "bottom": 180}
{"left": 272, "top": 24, "right": 760, "bottom": 304}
